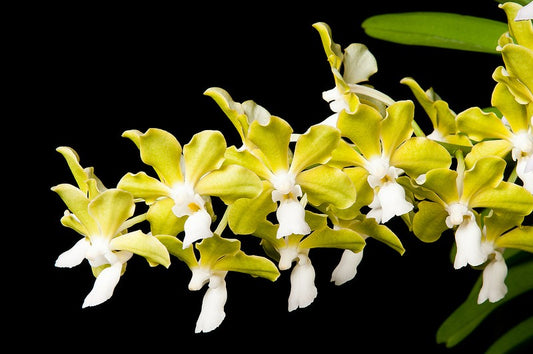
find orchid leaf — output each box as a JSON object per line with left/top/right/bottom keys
{"left": 110, "top": 230, "right": 171, "bottom": 268}
{"left": 362, "top": 12, "right": 507, "bottom": 54}
{"left": 486, "top": 316, "right": 533, "bottom": 354}
{"left": 437, "top": 260, "right": 533, "bottom": 347}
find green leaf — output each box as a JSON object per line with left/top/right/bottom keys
{"left": 362, "top": 12, "right": 507, "bottom": 54}
{"left": 110, "top": 230, "right": 171, "bottom": 268}
{"left": 412, "top": 201, "right": 449, "bottom": 243}
{"left": 300, "top": 226, "right": 365, "bottom": 253}
{"left": 486, "top": 316, "right": 533, "bottom": 354}
{"left": 437, "top": 260, "right": 533, "bottom": 347}
{"left": 213, "top": 251, "right": 280, "bottom": 281}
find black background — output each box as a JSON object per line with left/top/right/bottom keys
{"left": 16, "top": 1, "right": 532, "bottom": 352}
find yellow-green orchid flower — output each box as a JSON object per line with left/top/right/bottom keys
{"left": 457, "top": 82, "right": 533, "bottom": 193}
{"left": 313, "top": 22, "right": 395, "bottom": 126}
{"left": 118, "top": 128, "right": 262, "bottom": 248}
{"left": 53, "top": 147, "right": 170, "bottom": 308}
{"left": 411, "top": 155, "right": 533, "bottom": 269}
{"left": 224, "top": 116, "right": 356, "bottom": 239}
{"left": 336, "top": 100, "right": 451, "bottom": 223}
{"left": 477, "top": 211, "right": 532, "bottom": 304}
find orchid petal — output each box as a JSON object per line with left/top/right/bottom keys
{"left": 457, "top": 107, "right": 513, "bottom": 141}
{"left": 453, "top": 217, "right": 486, "bottom": 269}
{"left": 337, "top": 106, "right": 382, "bottom": 159}
{"left": 380, "top": 100, "right": 414, "bottom": 157}
{"left": 331, "top": 249, "right": 364, "bottom": 286}
{"left": 82, "top": 262, "right": 122, "bottom": 308}
{"left": 196, "top": 234, "right": 240, "bottom": 268}
{"left": 376, "top": 181, "right": 413, "bottom": 223}
{"left": 391, "top": 137, "right": 452, "bottom": 177}
{"left": 183, "top": 130, "right": 226, "bottom": 187}
{"left": 492, "top": 83, "right": 529, "bottom": 133}
{"left": 51, "top": 183, "right": 99, "bottom": 235}
{"left": 477, "top": 254, "right": 508, "bottom": 304}
{"left": 461, "top": 157, "right": 506, "bottom": 203}
{"left": 247, "top": 116, "right": 292, "bottom": 173}
{"left": 110, "top": 230, "right": 170, "bottom": 268}
{"left": 276, "top": 198, "right": 311, "bottom": 238}
{"left": 502, "top": 44, "right": 533, "bottom": 96}
{"left": 88, "top": 189, "right": 135, "bottom": 240}
{"left": 182, "top": 209, "right": 213, "bottom": 249}
{"left": 289, "top": 124, "right": 340, "bottom": 175}
{"left": 123, "top": 128, "right": 183, "bottom": 186}
{"left": 195, "top": 276, "right": 227, "bottom": 333}
{"left": 288, "top": 254, "right": 317, "bottom": 312}
{"left": 118, "top": 172, "right": 171, "bottom": 204}
{"left": 55, "top": 238, "right": 90, "bottom": 268}
{"left": 213, "top": 250, "right": 280, "bottom": 281}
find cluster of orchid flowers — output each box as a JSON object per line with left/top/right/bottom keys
{"left": 53, "top": 3, "right": 532, "bottom": 333}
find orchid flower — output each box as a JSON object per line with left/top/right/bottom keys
{"left": 335, "top": 100, "right": 451, "bottom": 223}
{"left": 513, "top": 2, "right": 533, "bottom": 22}
{"left": 313, "top": 22, "right": 395, "bottom": 126}
{"left": 117, "top": 128, "right": 262, "bottom": 248}
{"left": 457, "top": 83, "right": 533, "bottom": 193}
{"left": 156, "top": 232, "right": 279, "bottom": 332}
{"left": 251, "top": 211, "right": 365, "bottom": 311}
{"left": 411, "top": 155, "right": 533, "bottom": 269}
{"left": 53, "top": 147, "right": 170, "bottom": 307}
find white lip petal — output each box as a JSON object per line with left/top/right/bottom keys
{"left": 453, "top": 217, "right": 486, "bottom": 269}
{"left": 276, "top": 198, "right": 311, "bottom": 239}
{"left": 377, "top": 182, "right": 413, "bottom": 223}
{"left": 331, "top": 249, "right": 364, "bottom": 286}
{"left": 478, "top": 253, "right": 508, "bottom": 304}
{"left": 288, "top": 254, "right": 317, "bottom": 312}
{"left": 82, "top": 262, "right": 123, "bottom": 308}
{"left": 55, "top": 238, "right": 90, "bottom": 268}
{"left": 182, "top": 209, "right": 213, "bottom": 249}
{"left": 195, "top": 276, "right": 227, "bottom": 333}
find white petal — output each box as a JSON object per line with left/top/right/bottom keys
{"left": 189, "top": 266, "right": 211, "bottom": 291}
{"left": 278, "top": 245, "right": 299, "bottom": 270}
{"left": 288, "top": 254, "right": 317, "bottom": 312}
{"left": 331, "top": 249, "right": 364, "bottom": 286}
{"left": 377, "top": 182, "right": 413, "bottom": 223}
{"left": 195, "top": 276, "right": 227, "bottom": 333}
{"left": 82, "top": 262, "right": 122, "bottom": 308}
{"left": 182, "top": 209, "right": 213, "bottom": 249}
{"left": 477, "top": 254, "right": 508, "bottom": 304}
{"left": 55, "top": 238, "right": 90, "bottom": 268}
{"left": 515, "top": 2, "right": 533, "bottom": 21}
{"left": 453, "top": 218, "right": 486, "bottom": 269}
{"left": 276, "top": 199, "right": 311, "bottom": 238}
{"left": 516, "top": 156, "right": 533, "bottom": 194}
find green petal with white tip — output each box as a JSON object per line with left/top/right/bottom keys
{"left": 52, "top": 183, "right": 99, "bottom": 235}
{"left": 380, "top": 100, "right": 414, "bottom": 157}
{"left": 494, "top": 226, "right": 533, "bottom": 253}
{"left": 117, "top": 172, "right": 171, "bottom": 204}
{"left": 337, "top": 106, "right": 382, "bottom": 159}
{"left": 456, "top": 107, "right": 512, "bottom": 141}
{"left": 342, "top": 43, "right": 378, "bottom": 84}
{"left": 88, "top": 189, "right": 135, "bottom": 239}
{"left": 183, "top": 130, "right": 226, "bottom": 187}
{"left": 290, "top": 124, "right": 340, "bottom": 175}
{"left": 391, "top": 137, "right": 452, "bottom": 177}
{"left": 123, "top": 128, "right": 183, "bottom": 185}
{"left": 110, "top": 230, "right": 171, "bottom": 268}
{"left": 195, "top": 164, "right": 262, "bottom": 204}
{"left": 461, "top": 157, "right": 506, "bottom": 204}
{"left": 297, "top": 165, "right": 356, "bottom": 209}
{"left": 196, "top": 234, "right": 241, "bottom": 268}
{"left": 247, "top": 116, "right": 292, "bottom": 173}
{"left": 213, "top": 251, "right": 280, "bottom": 281}
{"left": 413, "top": 201, "right": 449, "bottom": 243}
{"left": 300, "top": 226, "right": 365, "bottom": 253}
